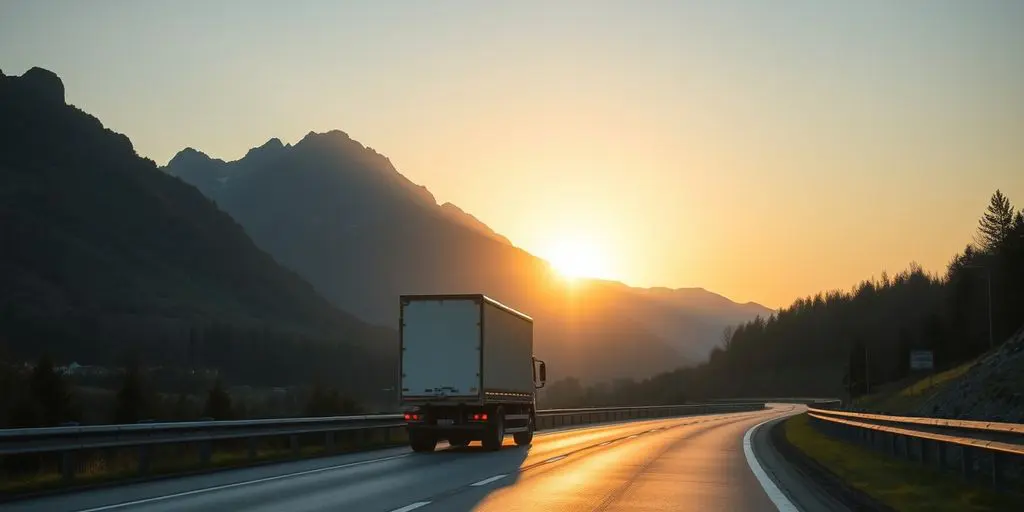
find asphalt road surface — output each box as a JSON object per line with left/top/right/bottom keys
{"left": 10, "top": 405, "right": 813, "bottom": 512}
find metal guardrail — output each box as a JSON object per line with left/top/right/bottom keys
{"left": 0, "top": 402, "right": 765, "bottom": 484}
{"left": 0, "top": 414, "right": 407, "bottom": 456}
{"left": 811, "top": 407, "right": 1024, "bottom": 435}
{"left": 807, "top": 406, "right": 1024, "bottom": 489}
{"left": 709, "top": 397, "right": 843, "bottom": 407}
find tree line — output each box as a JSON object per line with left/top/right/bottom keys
{"left": 542, "top": 190, "right": 1024, "bottom": 408}
{"left": 0, "top": 353, "right": 363, "bottom": 428}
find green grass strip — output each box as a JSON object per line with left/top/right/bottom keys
{"left": 783, "top": 413, "right": 1022, "bottom": 511}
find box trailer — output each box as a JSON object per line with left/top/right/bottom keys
{"left": 399, "top": 294, "right": 546, "bottom": 452}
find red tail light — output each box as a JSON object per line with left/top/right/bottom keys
{"left": 404, "top": 413, "right": 421, "bottom": 421}
{"left": 471, "top": 413, "right": 488, "bottom": 421}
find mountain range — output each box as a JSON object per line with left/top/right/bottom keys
{"left": 165, "top": 130, "right": 774, "bottom": 383}
{"left": 0, "top": 65, "right": 771, "bottom": 396}
{"left": 0, "top": 68, "right": 395, "bottom": 401}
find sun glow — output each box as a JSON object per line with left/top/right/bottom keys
{"left": 543, "top": 236, "right": 612, "bottom": 280}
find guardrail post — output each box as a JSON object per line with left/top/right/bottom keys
{"left": 937, "top": 441, "right": 946, "bottom": 470}
{"left": 290, "top": 434, "right": 300, "bottom": 457}
{"left": 200, "top": 441, "right": 212, "bottom": 466}
{"left": 326, "top": 431, "right": 335, "bottom": 452}
{"left": 961, "top": 446, "right": 972, "bottom": 478}
{"left": 61, "top": 451, "right": 74, "bottom": 482}
{"left": 383, "top": 427, "right": 391, "bottom": 444}
{"left": 138, "top": 445, "right": 151, "bottom": 476}
{"left": 991, "top": 452, "right": 1000, "bottom": 490}
{"left": 248, "top": 437, "right": 258, "bottom": 460}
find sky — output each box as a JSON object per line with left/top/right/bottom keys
{"left": 2, "top": 1, "right": 1023, "bottom": 309}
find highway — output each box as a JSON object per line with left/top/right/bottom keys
{"left": 9, "top": 405, "right": 820, "bottom": 512}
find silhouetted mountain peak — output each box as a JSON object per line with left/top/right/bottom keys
{"left": 296, "top": 130, "right": 391, "bottom": 163}
{"left": 1, "top": 66, "right": 396, "bottom": 397}
{"left": 241, "top": 137, "right": 287, "bottom": 161}
{"left": 260, "top": 137, "right": 285, "bottom": 150}
{"left": 1, "top": 68, "right": 141, "bottom": 165}
{"left": 297, "top": 129, "right": 355, "bottom": 147}
{"left": 168, "top": 147, "right": 218, "bottom": 167}
{"left": 14, "top": 67, "right": 66, "bottom": 105}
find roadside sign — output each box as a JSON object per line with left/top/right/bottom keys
{"left": 910, "top": 350, "right": 934, "bottom": 371}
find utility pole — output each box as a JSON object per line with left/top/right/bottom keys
{"left": 964, "top": 265, "right": 994, "bottom": 349}
{"left": 864, "top": 344, "right": 870, "bottom": 394}
{"left": 986, "top": 270, "right": 993, "bottom": 349}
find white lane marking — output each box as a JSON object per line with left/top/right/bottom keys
{"left": 598, "top": 441, "right": 612, "bottom": 446}
{"left": 743, "top": 417, "right": 799, "bottom": 512}
{"left": 627, "top": 434, "right": 639, "bottom": 439}
{"left": 544, "top": 455, "right": 567, "bottom": 463}
{"left": 74, "top": 454, "right": 410, "bottom": 512}
{"left": 470, "top": 474, "right": 508, "bottom": 487}
{"left": 390, "top": 502, "right": 431, "bottom": 512}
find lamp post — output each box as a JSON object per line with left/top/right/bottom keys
{"left": 963, "top": 265, "right": 993, "bottom": 349}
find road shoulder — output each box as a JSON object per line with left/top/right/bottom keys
{"left": 751, "top": 414, "right": 892, "bottom": 512}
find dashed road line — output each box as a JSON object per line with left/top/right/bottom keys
{"left": 389, "top": 502, "right": 432, "bottom": 512}
{"left": 470, "top": 474, "right": 508, "bottom": 487}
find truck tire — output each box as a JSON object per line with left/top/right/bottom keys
{"left": 482, "top": 408, "right": 505, "bottom": 451}
{"left": 447, "top": 434, "right": 470, "bottom": 447}
{"left": 409, "top": 430, "right": 437, "bottom": 453}
{"left": 513, "top": 415, "right": 534, "bottom": 446}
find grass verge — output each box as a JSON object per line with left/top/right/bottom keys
{"left": 854, "top": 360, "right": 975, "bottom": 414}
{"left": 783, "top": 413, "right": 1022, "bottom": 511}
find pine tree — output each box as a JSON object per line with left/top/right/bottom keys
{"left": 114, "top": 362, "right": 147, "bottom": 424}
{"left": 172, "top": 393, "right": 191, "bottom": 420}
{"left": 203, "top": 378, "right": 232, "bottom": 420}
{"left": 30, "top": 354, "right": 75, "bottom": 426}
{"left": 976, "top": 190, "right": 1015, "bottom": 251}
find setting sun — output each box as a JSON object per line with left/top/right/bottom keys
{"left": 543, "top": 236, "right": 612, "bottom": 280}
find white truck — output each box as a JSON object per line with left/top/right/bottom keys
{"left": 399, "top": 294, "right": 547, "bottom": 452}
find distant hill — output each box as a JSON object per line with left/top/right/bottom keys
{"left": 166, "top": 130, "right": 772, "bottom": 383}
{"left": 0, "top": 68, "right": 395, "bottom": 401}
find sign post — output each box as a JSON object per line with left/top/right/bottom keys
{"left": 910, "top": 350, "right": 934, "bottom": 371}
{"left": 909, "top": 350, "right": 935, "bottom": 394}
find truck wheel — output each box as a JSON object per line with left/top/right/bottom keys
{"left": 482, "top": 408, "right": 505, "bottom": 451}
{"left": 448, "top": 434, "right": 470, "bottom": 447}
{"left": 409, "top": 430, "right": 437, "bottom": 453}
{"left": 513, "top": 415, "right": 534, "bottom": 446}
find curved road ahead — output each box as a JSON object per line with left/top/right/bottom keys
{"left": 12, "top": 405, "right": 810, "bottom": 512}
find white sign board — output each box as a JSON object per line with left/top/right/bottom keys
{"left": 910, "top": 350, "right": 934, "bottom": 371}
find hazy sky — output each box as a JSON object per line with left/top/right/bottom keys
{"left": 2, "top": 1, "right": 1022, "bottom": 308}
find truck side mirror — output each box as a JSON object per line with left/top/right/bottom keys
{"left": 539, "top": 361, "right": 547, "bottom": 383}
